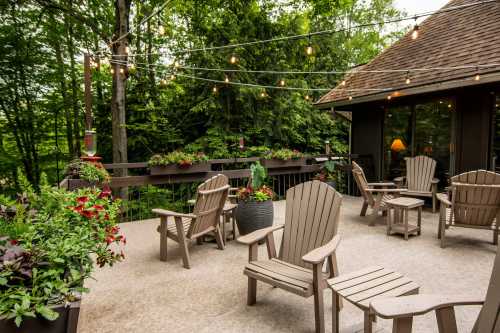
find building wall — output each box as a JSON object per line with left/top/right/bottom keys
{"left": 351, "top": 106, "right": 384, "bottom": 181}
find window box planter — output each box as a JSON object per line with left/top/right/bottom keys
{"left": 0, "top": 300, "right": 80, "bottom": 333}
{"left": 150, "top": 162, "right": 210, "bottom": 176}
{"left": 260, "top": 157, "right": 306, "bottom": 169}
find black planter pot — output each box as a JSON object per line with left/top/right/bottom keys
{"left": 326, "top": 181, "right": 336, "bottom": 189}
{"left": 235, "top": 200, "right": 274, "bottom": 235}
{"left": 0, "top": 301, "right": 80, "bottom": 333}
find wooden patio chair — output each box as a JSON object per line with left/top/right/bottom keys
{"left": 238, "top": 180, "right": 342, "bottom": 333}
{"left": 152, "top": 174, "right": 230, "bottom": 269}
{"left": 370, "top": 244, "right": 500, "bottom": 333}
{"left": 437, "top": 170, "right": 500, "bottom": 248}
{"left": 394, "top": 156, "right": 439, "bottom": 212}
{"left": 352, "top": 161, "right": 407, "bottom": 225}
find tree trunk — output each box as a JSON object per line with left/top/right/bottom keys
{"left": 111, "top": 0, "right": 131, "bottom": 180}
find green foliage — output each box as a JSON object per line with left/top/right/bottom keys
{"left": 0, "top": 186, "right": 124, "bottom": 325}
{"left": 265, "top": 148, "right": 303, "bottom": 160}
{"left": 148, "top": 151, "right": 208, "bottom": 167}
{"left": 250, "top": 162, "right": 267, "bottom": 189}
{"left": 238, "top": 162, "right": 273, "bottom": 202}
{"left": 65, "top": 160, "right": 110, "bottom": 184}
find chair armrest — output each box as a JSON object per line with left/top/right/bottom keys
{"left": 237, "top": 224, "right": 284, "bottom": 245}
{"left": 367, "top": 182, "right": 396, "bottom": 188}
{"left": 152, "top": 208, "right": 196, "bottom": 219}
{"left": 394, "top": 176, "right": 405, "bottom": 182}
{"left": 365, "top": 188, "right": 408, "bottom": 193}
{"left": 370, "top": 294, "right": 484, "bottom": 319}
{"left": 436, "top": 193, "right": 451, "bottom": 206}
{"left": 302, "top": 235, "right": 341, "bottom": 264}
{"left": 432, "top": 178, "right": 439, "bottom": 184}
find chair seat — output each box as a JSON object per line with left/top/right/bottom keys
{"left": 400, "top": 190, "right": 432, "bottom": 198}
{"left": 157, "top": 217, "right": 193, "bottom": 238}
{"left": 244, "top": 258, "right": 316, "bottom": 297}
{"left": 443, "top": 208, "right": 497, "bottom": 229}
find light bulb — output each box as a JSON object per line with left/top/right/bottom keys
{"left": 341, "top": 80, "right": 346, "bottom": 86}
{"left": 160, "top": 79, "right": 167, "bottom": 85}
{"left": 158, "top": 26, "right": 165, "bottom": 35}
{"left": 212, "top": 86, "right": 218, "bottom": 93}
{"left": 411, "top": 25, "right": 419, "bottom": 40}
{"left": 306, "top": 45, "right": 313, "bottom": 56}
{"left": 348, "top": 96, "right": 353, "bottom": 101}
{"left": 305, "top": 94, "right": 310, "bottom": 101}
{"left": 170, "top": 74, "right": 176, "bottom": 80}
{"left": 224, "top": 75, "right": 229, "bottom": 83}
{"left": 110, "top": 67, "right": 115, "bottom": 74}
{"left": 229, "top": 55, "right": 237, "bottom": 64}
{"left": 260, "top": 91, "right": 266, "bottom": 98}
{"left": 279, "top": 79, "right": 285, "bottom": 87}
{"left": 174, "top": 61, "right": 180, "bottom": 68}
{"left": 475, "top": 73, "right": 480, "bottom": 81}
{"left": 125, "top": 46, "right": 129, "bottom": 54}
{"left": 119, "top": 67, "right": 125, "bottom": 74}
{"left": 406, "top": 77, "right": 411, "bottom": 84}
{"left": 387, "top": 95, "right": 392, "bottom": 100}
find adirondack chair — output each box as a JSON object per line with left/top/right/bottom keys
{"left": 152, "top": 174, "right": 230, "bottom": 269}
{"left": 437, "top": 170, "right": 500, "bottom": 248}
{"left": 352, "top": 161, "right": 407, "bottom": 225}
{"left": 238, "top": 181, "right": 342, "bottom": 333}
{"left": 370, "top": 244, "right": 500, "bottom": 333}
{"left": 394, "top": 156, "right": 439, "bottom": 212}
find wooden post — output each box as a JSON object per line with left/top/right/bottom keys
{"left": 83, "top": 53, "right": 92, "bottom": 131}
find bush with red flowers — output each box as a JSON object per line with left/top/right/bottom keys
{"left": 0, "top": 183, "right": 124, "bottom": 326}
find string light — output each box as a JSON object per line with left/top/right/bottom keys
{"left": 387, "top": 95, "right": 392, "bottom": 100}
{"left": 160, "top": 78, "right": 167, "bottom": 86}
{"left": 474, "top": 67, "right": 481, "bottom": 81}
{"left": 305, "top": 94, "right": 311, "bottom": 101}
{"left": 306, "top": 36, "right": 313, "bottom": 56}
{"left": 125, "top": 46, "right": 130, "bottom": 54}
{"left": 229, "top": 54, "right": 238, "bottom": 64}
{"left": 405, "top": 71, "right": 411, "bottom": 84}
{"left": 260, "top": 90, "right": 267, "bottom": 98}
{"left": 212, "top": 86, "right": 218, "bottom": 93}
{"left": 170, "top": 74, "right": 176, "bottom": 80}
{"left": 348, "top": 96, "right": 353, "bottom": 101}
{"left": 279, "top": 79, "right": 286, "bottom": 87}
{"left": 173, "top": 61, "right": 180, "bottom": 69}
{"left": 224, "top": 75, "right": 230, "bottom": 83}
{"left": 341, "top": 80, "right": 346, "bottom": 86}
{"left": 119, "top": 67, "right": 125, "bottom": 74}
{"left": 110, "top": 67, "right": 115, "bottom": 74}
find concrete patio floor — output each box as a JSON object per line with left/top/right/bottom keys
{"left": 78, "top": 196, "right": 496, "bottom": 333}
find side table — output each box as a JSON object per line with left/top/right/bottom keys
{"left": 386, "top": 197, "right": 424, "bottom": 240}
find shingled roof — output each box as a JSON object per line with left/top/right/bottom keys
{"left": 316, "top": 0, "right": 500, "bottom": 108}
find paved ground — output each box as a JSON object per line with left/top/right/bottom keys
{"left": 78, "top": 196, "right": 496, "bottom": 333}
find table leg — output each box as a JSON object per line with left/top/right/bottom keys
{"left": 404, "top": 208, "right": 409, "bottom": 241}
{"left": 417, "top": 206, "right": 422, "bottom": 236}
{"left": 364, "top": 311, "right": 374, "bottom": 333}
{"left": 386, "top": 207, "right": 392, "bottom": 235}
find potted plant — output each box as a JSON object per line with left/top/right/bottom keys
{"left": 63, "top": 160, "right": 110, "bottom": 190}
{"left": 235, "top": 162, "right": 274, "bottom": 235}
{"left": 0, "top": 180, "right": 125, "bottom": 333}
{"left": 148, "top": 151, "right": 210, "bottom": 175}
{"left": 314, "top": 160, "right": 338, "bottom": 189}
{"left": 261, "top": 148, "right": 306, "bottom": 168}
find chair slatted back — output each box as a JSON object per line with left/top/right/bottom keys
{"left": 405, "top": 156, "right": 436, "bottom": 192}
{"left": 449, "top": 171, "right": 500, "bottom": 227}
{"left": 188, "top": 174, "right": 229, "bottom": 238}
{"left": 473, "top": 245, "right": 500, "bottom": 333}
{"left": 352, "top": 161, "right": 374, "bottom": 206}
{"left": 279, "top": 181, "right": 342, "bottom": 268}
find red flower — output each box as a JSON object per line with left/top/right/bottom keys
{"left": 98, "top": 190, "right": 112, "bottom": 199}
{"left": 81, "top": 210, "right": 96, "bottom": 219}
{"left": 104, "top": 213, "right": 110, "bottom": 221}
{"left": 92, "top": 204, "right": 104, "bottom": 211}
{"left": 76, "top": 196, "right": 89, "bottom": 204}
{"left": 10, "top": 239, "right": 18, "bottom": 245}
{"left": 105, "top": 235, "right": 115, "bottom": 244}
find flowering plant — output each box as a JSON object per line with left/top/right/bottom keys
{"left": 148, "top": 151, "right": 208, "bottom": 168}
{"left": 265, "top": 148, "right": 303, "bottom": 160}
{"left": 237, "top": 162, "right": 274, "bottom": 202}
{"left": 0, "top": 184, "right": 124, "bottom": 326}
{"left": 65, "top": 159, "right": 110, "bottom": 184}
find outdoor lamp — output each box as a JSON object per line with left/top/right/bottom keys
{"left": 391, "top": 138, "right": 406, "bottom": 153}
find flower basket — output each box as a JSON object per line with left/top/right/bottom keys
{"left": 260, "top": 157, "right": 306, "bottom": 169}
{"left": 0, "top": 301, "right": 80, "bottom": 333}
{"left": 149, "top": 162, "right": 210, "bottom": 175}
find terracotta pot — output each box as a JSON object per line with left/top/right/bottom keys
{"left": 0, "top": 300, "right": 80, "bottom": 333}
{"left": 150, "top": 162, "right": 210, "bottom": 175}
{"left": 235, "top": 200, "right": 274, "bottom": 235}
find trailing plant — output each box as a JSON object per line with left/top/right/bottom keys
{"left": 148, "top": 151, "right": 208, "bottom": 168}
{"left": 237, "top": 162, "right": 274, "bottom": 202}
{"left": 0, "top": 185, "right": 124, "bottom": 326}
{"left": 65, "top": 160, "right": 110, "bottom": 184}
{"left": 265, "top": 148, "right": 303, "bottom": 160}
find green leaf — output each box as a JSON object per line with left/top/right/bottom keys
{"left": 0, "top": 277, "right": 8, "bottom": 286}
{"left": 36, "top": 305, "right": 59, "bottom": 321}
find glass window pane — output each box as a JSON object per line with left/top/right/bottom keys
{"left": 383, "top": 106, "right": 412, "bottom": 180}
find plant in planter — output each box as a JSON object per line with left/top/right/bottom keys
{"left": 65, "top": 160, "right": 110, "bottom": 185}
{"left": 235, "top": 162, "right": 275, "bottom": 235}
{"left": 0, "top": 182, "right": 124, "bottom": 333}
{"left": 261, "top": 148, "right": 305, "bottom": 168}
{"left": 148, "top": 151, "right": 209, "bottom": 175}
{"left": 314, "top": 160, "right": 339, "bottom": 189}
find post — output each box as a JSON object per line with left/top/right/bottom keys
{"left": 83, "top": 53, "right": 92, "bottom": 131}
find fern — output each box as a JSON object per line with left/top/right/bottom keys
{"left": 250, "top": 162, "right": 267, "bottom": 189}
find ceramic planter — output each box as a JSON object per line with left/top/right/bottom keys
{"left": 235, "top": 200, "right": 274, "bottom": 235}
{"left": 260, "top": 158, "right": 306, "bottom": 169}
{"left": 149, "top": 162, "right": 210, "bottom": 175}
{"left": 0, "top": 300, "right": 80, "bottom": 333}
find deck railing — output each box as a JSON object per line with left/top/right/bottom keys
{"left": 61, "top": 156, "right": 353, "bottom": 222}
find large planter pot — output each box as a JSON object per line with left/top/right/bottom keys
{"left": 0, "top": 300, "right": 80, "bottom": 333}
{"left": 260, "top": 158, "right": 306, "bottom": 169}
{"left": 235, "top": 200, "right": 274, "bottom": 235}
{"left": 326, "top": 181, "right": 336, "bottom": 189}
{"left": 150, "top": 162, "right": 210, "bottom": 175}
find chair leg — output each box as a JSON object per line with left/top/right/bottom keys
{"left": 332, "top": 291, "right": 340, "bottom": 333}
{"left": 436, "top": 307, "right": 458, "bottom": 333}
{"left": 174, "top": 217, "right": 191, "bottom": 269}
{"left": 312, "top": 264, "right": 325, "bottom": 333}
{"left": 215, "top": 226, "right": 225, "bottom": 250}
{"left": 432, "top": 194, "right": 437, "bottom": 213}
{"left": 440, "top": 217, "right": 446, "bottom": 248}
{"left": 364, "top": 312, "right": 374, "bottom": 333}
{"left": 494, "top": 226, "right": 498, "bottom": 245}
{"left": 392, "top": 317, "right": 413, "bottom": 333}
{"left": 159, "top": 217, "right": 168, "bottom": 262}
{"left": 360, "top": 201, "right": 369, "bottom": 216}
{"left": 247, "top": 277, "right": 257, "bottom": 305}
